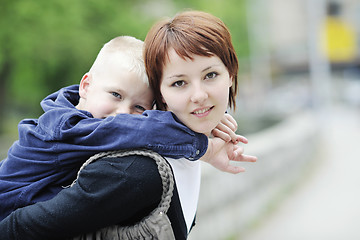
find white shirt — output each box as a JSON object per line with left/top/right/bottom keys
{"left": 166, "top": 157, "right": 201, "bottom": 233}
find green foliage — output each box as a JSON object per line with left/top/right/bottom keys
{"left": 0, "top": 0, "right": 155, "bottom": 116}
{"left": 0, "top": 0, "right": 249, "bottom": 129}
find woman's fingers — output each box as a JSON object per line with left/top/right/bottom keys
{"left": 232, "top": 145, "right": 257, "bottom": 162}
{"left": 222, "top": 165, "right": 246, "bottom": 174}
{"left": 222, "top": 113, "right": 238, "bottom": 131}
{"left": 211, "top": 127, "right": 231, "bottom": 142}
{"left": 212, "top": 123, "right": 239, "bottom": 143}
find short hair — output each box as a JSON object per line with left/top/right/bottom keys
{"left": 144, "top": 10, "right": 238, "bottom": 110}
{"left": 90, "top": 36, "right": 148, "bottom": 85}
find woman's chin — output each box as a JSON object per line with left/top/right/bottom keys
{"left": 189, "top": 124, "right": 217, "bottom": 136}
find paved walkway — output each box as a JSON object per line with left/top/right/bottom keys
{"left": 242, "top": 104, "right": 360, "bottom": 240}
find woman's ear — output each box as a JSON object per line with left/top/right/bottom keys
{"left": 228, "top": 76, "right": 233, "bottom": 88}
{"left": 161, "top": 95, "right": 168, "bottom": 110}
{"left": 79, "top": 73, "right": 92, "bottom": 99}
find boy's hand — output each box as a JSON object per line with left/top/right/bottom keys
{"left": 212, "top": 113, "right": 247, "bottom": 144}
{"left": 201, "top": 137, "right": 257, "bottom": 174}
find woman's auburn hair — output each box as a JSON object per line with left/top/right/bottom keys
{"left": 144, "top": 10, "right": 239, "bottom": 110}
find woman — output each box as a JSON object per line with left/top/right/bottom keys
{"left": 0, "top": 10, "right": 256, "bottom": 239}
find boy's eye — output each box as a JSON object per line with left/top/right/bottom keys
{"left": 135, "top": 105, "right": 147, "bottom": 113}
{"left": 111, "top": 92, "right": 122, "bottom": 99}
{"left": 205, "top": 72, "right": 218, "bottom": 80}
{"left": 171, "top": 80, "right": 185, "bottom": 87}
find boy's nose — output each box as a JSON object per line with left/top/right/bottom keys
{"left": 115, "top": 105, "right": 132, "bottom": 115}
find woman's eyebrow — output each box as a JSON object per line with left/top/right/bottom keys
{"left": 165, "top": 64, "right": 222, "bottom": 79}
{"left": 201, "top": 64, "right": 221, "bottom": 73}
{"left": 202, "top": 66, "right": 212, "bottom": 73}
{"left": 166, "top": 74, "right": 186, "bottom": 80}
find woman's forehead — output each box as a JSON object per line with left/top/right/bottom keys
{"left": 162, "top": 49, "right": 226, "bottom": 77}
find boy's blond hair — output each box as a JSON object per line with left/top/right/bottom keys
{"left": 89, "top": 36, "right": 148, "bottom": 85}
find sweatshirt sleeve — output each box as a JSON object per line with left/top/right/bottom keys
{"left": 37, "top": 109, "right": 208, "bottom": 160}
{"left": 0, "top": 155, "right": 164, "bottom": 240}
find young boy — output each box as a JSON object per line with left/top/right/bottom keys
{"left": 0, "top": 36, "right": 213, "bottom": 221}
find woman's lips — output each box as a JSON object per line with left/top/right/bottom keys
{"left": 191, "top": 106, "right": 214, "bottom": 117}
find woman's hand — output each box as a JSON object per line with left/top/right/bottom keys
{"left": 212, "top": 113, "right": 247, "bottom": 144}
{"left": 201, "top": 137, "right": 257, "bottom": 174}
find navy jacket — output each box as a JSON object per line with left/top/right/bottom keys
{"left": 0, "top": 85, "right": 207, "bottom": 221}
{"left": 0, "top": 154, "right": 189, "bottom": 240}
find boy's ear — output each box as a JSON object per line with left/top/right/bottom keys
{"left": 79, "top": 73, "right": 92, "bottom": 99}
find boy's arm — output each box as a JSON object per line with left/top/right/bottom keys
{"left": 44, "top": 109, "right": 207, "bottom": 160}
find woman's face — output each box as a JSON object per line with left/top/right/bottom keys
{"left": 160, "top": 49, "right": 233, "bottom": 135}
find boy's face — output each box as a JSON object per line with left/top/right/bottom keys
{"left": 78, "top": 66, "right": 153, "bottom": 118}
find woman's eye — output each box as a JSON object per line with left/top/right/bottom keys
{"left": 205, "top": 72, "right": 218, "bottom": 80}
{"left": 111, "top": 92, "right": 122, "bottom": 99}
{"left": 171, "top": 80, "right": 185, "bottom": 87}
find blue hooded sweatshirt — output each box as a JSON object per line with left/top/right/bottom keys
{"left": 0, "top": 85, "right": 207, "bottom": 220}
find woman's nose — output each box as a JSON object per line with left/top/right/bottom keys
{"left": 190, "top": 84, "right": 208, "bottom": 103}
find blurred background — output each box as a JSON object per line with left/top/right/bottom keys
{"left": 1, "top": 0, "right": 360, "bottom": 239}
